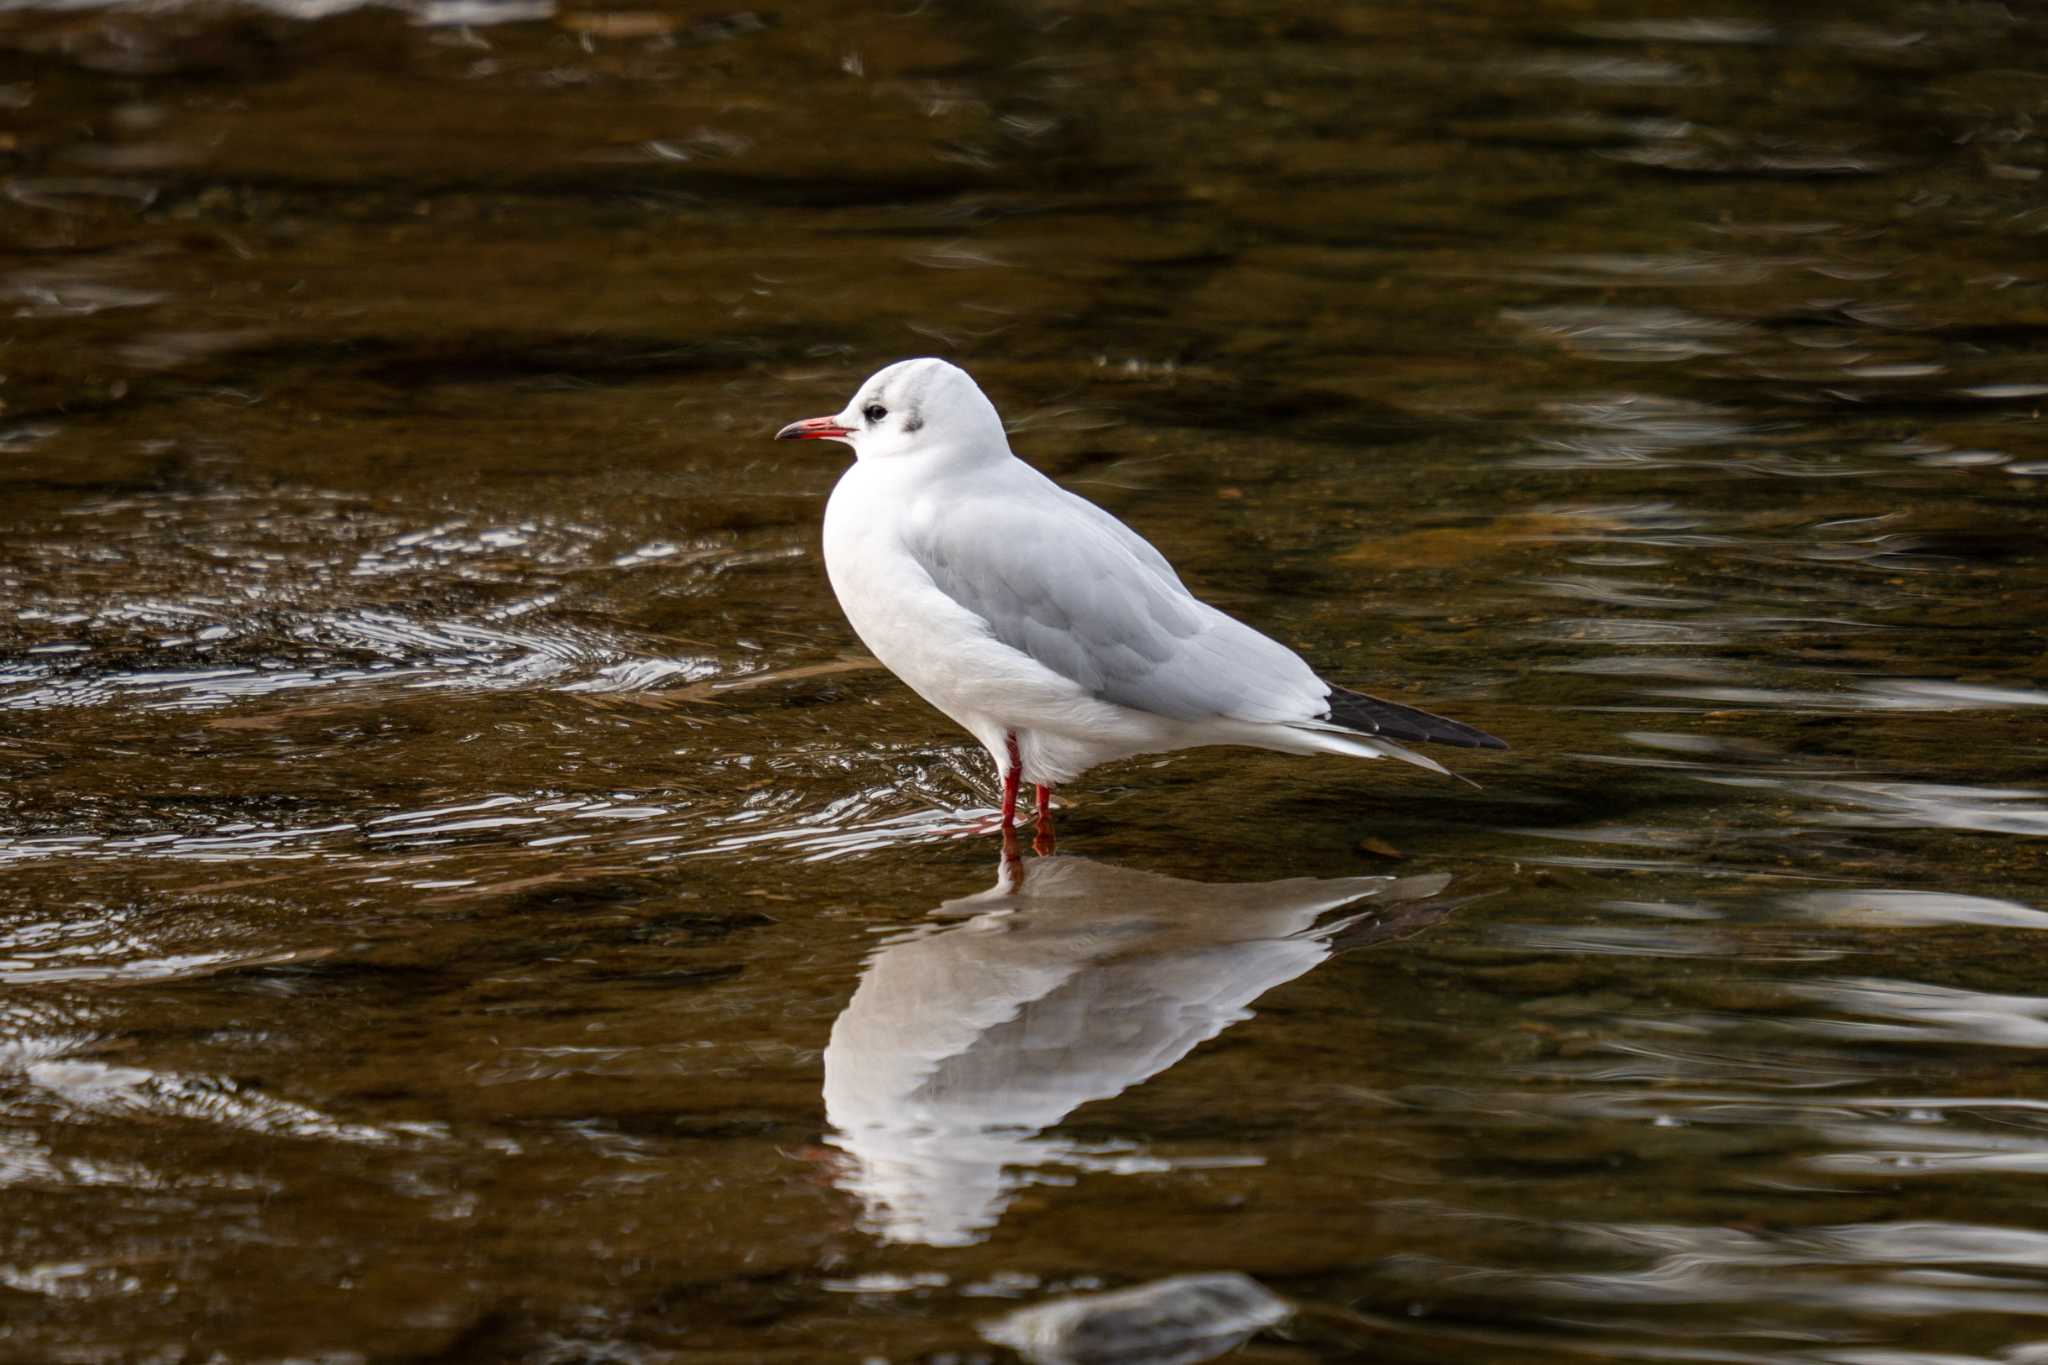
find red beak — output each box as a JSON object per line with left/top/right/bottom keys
{"left": 775, "top": 415, "right": 852, "bottom": 441}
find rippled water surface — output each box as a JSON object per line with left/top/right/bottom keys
{"left": 4, "top": 1, "right": 2048, "bottom": 1361}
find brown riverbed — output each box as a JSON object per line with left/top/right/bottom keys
{"left": 3, "top": 1, "right": 2048, "bottom": 1361}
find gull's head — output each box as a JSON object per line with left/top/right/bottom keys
{"left": 774, "top": 358, "right": 1007, "bottom": 464}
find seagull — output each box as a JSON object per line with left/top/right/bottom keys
{"left": 776, "top": 358, "right": 1505, "bottom": 852}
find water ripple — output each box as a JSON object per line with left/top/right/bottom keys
{"left": 1793, "top": 978, "right": 2048, "bottom": 1050}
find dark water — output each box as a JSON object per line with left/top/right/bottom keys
{"left": 3, "top": 0, "right": 2047, "bottom": 1360}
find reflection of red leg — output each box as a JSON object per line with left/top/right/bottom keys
{"left": 1032, "top": 784, "right": 1056, "bottom": 856}
{"left": 1000, "top": 734, "right": 1021, "bottom": 832}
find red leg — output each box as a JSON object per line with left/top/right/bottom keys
{"left": 1032, "top": 783, "right": 1056, "bottom": 857}
{"left": 1000, "top": 733, "right": 1021, "bottom": 832}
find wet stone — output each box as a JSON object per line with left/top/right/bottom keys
{"left": 981, "top": 1273, "right": 1292, "bottom": 1365}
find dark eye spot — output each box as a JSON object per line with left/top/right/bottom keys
{"left": 863, "top": 404, "right": 888, "bottom": 423}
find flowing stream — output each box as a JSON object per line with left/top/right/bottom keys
{"left": 3, "top": 1, "right": 2047, "bottom": 1360}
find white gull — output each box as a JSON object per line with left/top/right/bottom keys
{"left": 776, "top": 358, "right": 1504, "bottom": 850}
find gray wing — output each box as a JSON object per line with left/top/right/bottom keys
{"left": 903, "top": 476, "right": 1329, "bottom": 725}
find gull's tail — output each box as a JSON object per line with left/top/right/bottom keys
{"left": 1219, "top": 686, "right": 1505, "bottom": 782}
{"left": 1323, "top": 686, "right": 1507, "bottom": 751}
{"left": 1276, "top": 685, "right": 1505, "bottom": 783}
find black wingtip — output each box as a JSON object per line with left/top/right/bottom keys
{"left": 1324, "top": 685, "right": 1507, "bottom": 751}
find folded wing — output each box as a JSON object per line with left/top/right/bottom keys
{"left": 904, "top": 479, "right": 1330, "bottom": 726}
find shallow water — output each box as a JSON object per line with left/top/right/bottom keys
{"left": 2, "top": 0, "right": 2047, "bottom": 1360}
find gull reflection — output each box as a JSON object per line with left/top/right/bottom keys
{"left": 822, "top": 854, "right": 1455, "bottom": 1246}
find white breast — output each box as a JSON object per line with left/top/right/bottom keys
{"left": 822, "top": 466, "right": 967, "bottom": 703}
{"left": 824, "top": 465, "right": 1004, "bottom": 732}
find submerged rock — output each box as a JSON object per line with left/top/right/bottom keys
{"left": 980, "top": 1272, "right": 1292, "bottom": 1365}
